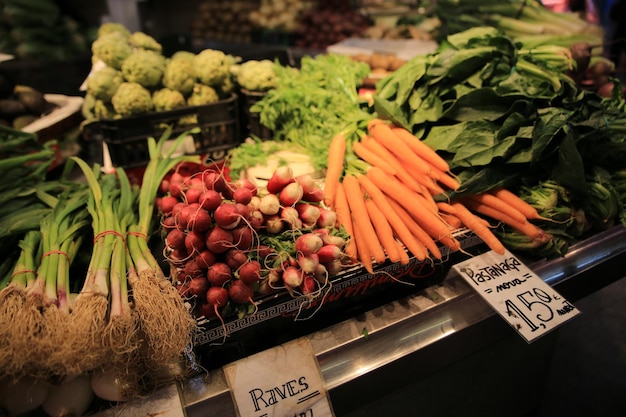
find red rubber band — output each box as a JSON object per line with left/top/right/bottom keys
{"left": 10, "top": 268, "right": 37, "bottom": 278}
{"left": 93, "top": 230, "right": 126, "bottom": 243}
{"left": 127, "top": 231, "right": 147, "bottom": 240}
{"left": 41, "top": 250, "right": 70, "bottom": 263}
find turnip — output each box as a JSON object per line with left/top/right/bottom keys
{"left": 195, "top": 249, "right": 217, "bottom": 268}
{"left": 266, "top": 165, "right": 295, "bottom": 194}
{"left": 225, "top": 248, "right": 248, "bottom": 270}
{"left": 295, "top": 232, "right": 323, "bottom": 256}
{"left": 207, "top": 262, "right": 232, "bottom": 286}
{"left": 238, "top": 260, "right": 262, "bottom": 286}
{"left": 90, "top": 367, "right": 133, "bottom": 402}
{"left": 206, "top": 225, "right": 234, "bottom": 253}
{"left": 279, "top": 182, "right": 304, "bottom": 206}
{"left": 228, "top": 279, "right": 255, "bottom": 305}
{"left": 0, "top": 376, "right": 50, "bottom": 415}
{"left": 259, "top": 193, "right": 280, "bottom": 215}
{"left": 296, "top": 202, "right": 321, "bottom": 226}
{"left": 199, "top": 189, "right": 222, "bottom": 212}
{"left": 214, "top": 202, "right": 242, "bottom": 229}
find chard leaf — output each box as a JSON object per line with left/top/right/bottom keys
{"left": 532, "top": 108, "right": 571, "bottom": 160}
{"left": 553, "top": 129, "right": 586, "bottom": 196}
{"left": 441, "top": 88, "right": 516, "bottom": 122}
{"left": 423, "top": 124, "right": 468, "bottom": 152}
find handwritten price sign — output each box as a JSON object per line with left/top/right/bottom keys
{"left": 452, "top": 249, "right": 580, "bottom": 342}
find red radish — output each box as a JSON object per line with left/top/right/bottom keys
{"left": 186, "top": 276, "right": 210, "bottom": 300}
{"left": 225, "top": 248, "right": 248, "bottom": 270}
{"left": 168, "top": 248, "right": 189, "bottom": 264}
{"left": 301, "top": 274, "right": 317, "bottom": 295}
{"left": 166, "top": 229, "right": 186, "bottom": 251}
{"left": 282, "top": 266, "right": 303, "bottom": 288}
{"left": 207, "top": 286, "right": 229, "bottom": 309}
{"left": 232, "top": 225, "right": 254, "bottom": 250}
{"left": 162, "top": 216, "right": 176, "bottom": 230}
{"left": 184, "top": 186, "right": 204, "bottom": 204}
{"left": 313, "top": 263, "right": 329, "bottom": 284}
{"left": 297, "top": 253, "right": 319, "bottom": 274}
{"left": 296, "top": 203, "right": 321, "bottom": 226}
{"left": 281, "top": 206, "right": 303, "bottom": 230}
{"left": 295, "top": 233, "right": 323, "bottom": 256}
{"left": 170, "top": 171, "right": 185, "bottom": 185}
{"left": 160, "top": 178, "right": 170, "bottom": 194}
{"left": 183, "top": 259, "right": 204, "bottom": 277}
{"left": 234, "top": 202, "right": 251, "bottom": 220}
{"left": 238, "top": 260, "right": 262, "bottom": 286}
{"left": 228, "top": 279, "right": 255, "bottom": 305}
{"left": 221, "top": 182, "right": 236, "bottom": 200}
{"left": 248, "top": 209, "right": 264, "bottom": 230}
{"left": 324, "top": 259, "right": 344, "bottom": 276}
{"left": 187, "top": 207, "right": 212, "bottom": 232}
{"left": 214, "top": 203, "right": 241, "bottom": 229}
{"left": 264, "top": 214, "right": 283, "bottom": 234}
{"left": 316, "top": 208, "right": 337, "bottom": 228}
{"left": 207, "top": 262, "right": 232, "bottom": 286}
{"left": 195, "top": 249, "right": 217, "bottom": 268}
{"left": 159, "top": 195, "right": 179, "bottom": 215}
{"left": 259, "top": 193, "right": 280, "bottom": 215}
{"left": 316, "top": 244, "right": 343, "bottom": 264}
{"left": 188, "top": 176, "right": 204, "bottom": 189}
{"left": 199, "top": 301, "right": 218, "bottom": 319}
{"left": 255, "top": 244, "right": 275, "bottom": 259}
{"left": 233, "top": 187, "right": 253, "bottom": 205}
{"left": 169, "top": 181, "right": 183, "bottom": 199}
{"left": 266, "top": 268, "right": 282, "bottom": 288}
{"left": 279, "top": 182, "right": 304, "bottom": 206}
{"left": 199, "top": 189, "right": 222, "bottom": 212}
{"left": 177, "top": 281, "right": 190, "bottom": 298}
{"left": 234, "top": 178, "right": 258, "bottom": 196}
{"left": 185, "top": 230, "right": 206, "bottom": 254}
{"left": 267, "top": 166, "right": 295, "bottom": 194}
{"left": 206, "top": 226, "right": 234, "bottom": 253}
{"left": 296, "top": 174, "right": 324, "bottom": 202}
{"left": 248, "top": 195, "right": 261, "bottom": 211}
{"left": 203, "top": 170, "right": 226, "bottom": 192}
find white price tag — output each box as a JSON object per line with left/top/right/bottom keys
{"left": 452, "top": 249, "right": 580, "bottom": 342}
{"left": 223, "top": 337, "right": 334, "bottom": 417}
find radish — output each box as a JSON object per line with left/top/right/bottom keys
{"left": 199, "top": 301, "right": 218, "bottom": 319}
{"left": 264, "top": 214, "right": 283, "bottom": 234}
{"left": 228, "top": 279, "right": 255, "bottom": 305}
{"left": 248, "top": 195, "right": 261, "bottom": 211}
{"left": 185, "top": 230, "right": 206, "bottom": 255}
{"left": 184, "top": 186, "right": 204, "bottom": 204}
{"left": 168, "top": 248, "right": 189, "bottom": 264}
{"left": 279, "top": 182, "right": 304, "bottom": 206}
{"left": 165, "top": 229, "right": 186, "bottom": 251}
{"left": 324, "top": 259, "right": 344, "bottom": 276}
{"left": 233, "top": 186, "right": 253, "bottom": 205}
{"left": 281, "top": 206, "right": 303, "bottom": 230}
{"left": 248, "top": 209, "right": 265, "bottom": 230}
{"left": 295, "top": 233, "right": 323, "bottom": 256}
{"left": 206, "top": 226, "right": 234, "bottom": 253}
{"left": 232, "top": 225, "right": 254, "bottom": 250}
{"left": 199, "top": 189, "right": 222, "bottom": 212}
{"left": 296, "top": 203, "right": 321, "bottom": 226}
{"left": 313, "top": 263, "right": 329, "bottom": 284}
{"left": 195, "top": 249, "right": 217, "bottom": 268}
{"left": 238, "top": 260, "right": 262, "bottom": 286}
{"left": 297, "top": 252, "right": 319, "bottom": 274}
{"left": 234, "top": 178, "right": 258, "bottom": 196}
{"left": 316, "top": 244, "right": 343, "bottom": 264}
{"left": 282, "top": 265, "right": 303, "bottom": 288}
{"left": 254, "top": 244, "right": 275, "bottom": 259}
{"left": 183, "top": 259, "right": 204, "bottom": 278}
{"left": 234, "top": 202, "right": 251, "bottom": 220}
{"left": 203, "top": 170, "right": 227, "bottom": 192}
{"left": 316, "top": 208, "right": 337, "bottom": 228}
{"left": 161, "top": 215, "right": 176, "bottom": 230}
{"left": 185, "top": 276, "right": 210, "bottom": 300}
{"left": 206, "top": 285, "right": 229, "bottom": 312}
{"left": 266, "top": 165, "right": 295, "bottom": 194}
{"left": 169, "top": 181, "right": 183, "bottom": 199}
{"left": 187, "top": 207, "right": 212, "bottom": 232}
{"left": 296, "top": 174, "right": 324, "bottom": 202}
{"left": 225, "top": 248, "right": 248, "bottom": 270}
{"left": 159, "top": 195, "right": 179, "bottom": 215}
{"left": 259, "top": 193, "right": 280, "bottom": 215}
{"left": 207, "top": 262, "right": 232, "bottom": 286}
{"left": 301, "top": 274, "right": 317, "bottom": 296}
{"left": 214, "top": 202, "right": 242, "bottom": 229}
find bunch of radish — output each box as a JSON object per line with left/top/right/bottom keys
{"left": 156, "top": 164, "right": 351, "bottom": 324}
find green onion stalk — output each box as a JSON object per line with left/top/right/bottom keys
{"left": 13, "top": 185, "right": 90, "bottom": 383}
{"left": 125, "top": 127, "right": 199, "bottom": 370}
{"left": 0, "top": 230, "right": 42, "bottom": 381}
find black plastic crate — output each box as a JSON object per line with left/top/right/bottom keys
{"left": 240, "top": 89, "right": 273, "bottom": 140}
{"left": 85, "top": 94, "right": 241, "bottom": 169}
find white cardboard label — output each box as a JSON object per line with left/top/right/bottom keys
{"left": 224, "top": 337, "right": 334, "bottom": 417}
{"left": 452, "top": 249, "right": 580, "bottom": 342}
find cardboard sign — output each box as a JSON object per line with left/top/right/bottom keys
{"left": 224, "top": 337, "right": 334, "bottom": 417}
{"left": 452, "top": 249, "right": 580, "bottom": 342}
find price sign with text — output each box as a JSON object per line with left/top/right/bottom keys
{"left": 452, "top": 249, "right": 581, "bottom": 342}
{"left": 223, "top": 337, "right": 334, "bottom": 417}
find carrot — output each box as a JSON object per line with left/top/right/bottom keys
{"left": 461, "top": 198, "right": 544, "bottom": 239}
{"left": 323, "top": 133, "right": 347, "bottom": 209}
{"left": 389, "top": 125, "right": 451, "bottom": 173}
{"left": 368, "top": 119, "right": 433, "bottom": 176}
{"left": 467, "top": 192, "right": 528, "bottom": 224}
{"left": 357, "top": 173, "right": 429, "bottom": 261}
{"left": 386, "top": 197, "right": 441, "bottom": 259}
{"left": 367, "top": 166, "right": 456, "bottom": 247}
{"left": 342, "top": 175, "right": 386, "bottom": 264}
{"left": 353, "top": 223, "right": 373, "bottom": 273}
{"left": 489, "top": 188, "right": 544, "bottom": 220}
{"left": 352, "top": 139, "right": 397, "bottom": 176}
{"left": 441, "top": 201, "right": 506, "bottom": 255}
{"left": 435, "top": 170, "right": 461, "bottom": 191}
{"left": 440, "top": 212, "right": 463, "bottom": 230}
{"left": 334, "top": 181, "right": 356, "bottom": 260}
{"left": 364, "top": 197, "right": 401, "bottom": 264}
{"left": 360, "top": 136, "right": 425, "bottom": 194}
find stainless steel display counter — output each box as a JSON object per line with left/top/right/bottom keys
{"left": 178, "top": 225, "right": 626, "bottom": 416}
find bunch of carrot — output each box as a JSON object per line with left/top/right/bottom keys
{"left": 323, "top": 118, "right": 551, "bottom": 272}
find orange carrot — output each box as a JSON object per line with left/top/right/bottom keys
{"left": 435, "top": 170, "right": 461, "bottom": 191}
{"left": 390, "top": 125, "right": 451, "bottom": 173}
{"left": 440, "top": 212, "right": 463, "bottom": 230}
{"left": 441, "top": 202, "right": 506, "bottom": 255}
{"left": 323, "top": 133, "right": 347, "bottom": 209}
{"left": 386, "top": 197, "right": 441, "bottom": 259}
{"left": 353, "top": 223, "right": 373, "bottom": 273}
{"left": 490, "top": 188, "right": 543, "bottom": 220}
{"left": 357, "top": 174, "right": 429, "bottom": 261}
{"left": 368, "top": 119, "right": 433, "bottom": 176}
{"left": 461, "top": 198, "right": 543, "bottom": 239}
{"left": 361, "top": 136, "right": 426, "bottom": 194}
{"left": 352, "top": 139, "right": 397, "bottom": 176}
{"left": 364, "top": 198, "right": 401, "bottom": 263}
{"left": 367, "top": 166, "right": 456, "bottom": 247}
{"left": 467, "top": 192, "right": 527, "bottom": 224}
{"left": 334, "top": 181, "right": 356, "bottom": 260}
{"left": 342, "top": 174, "right": 386, "bottom": 264}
